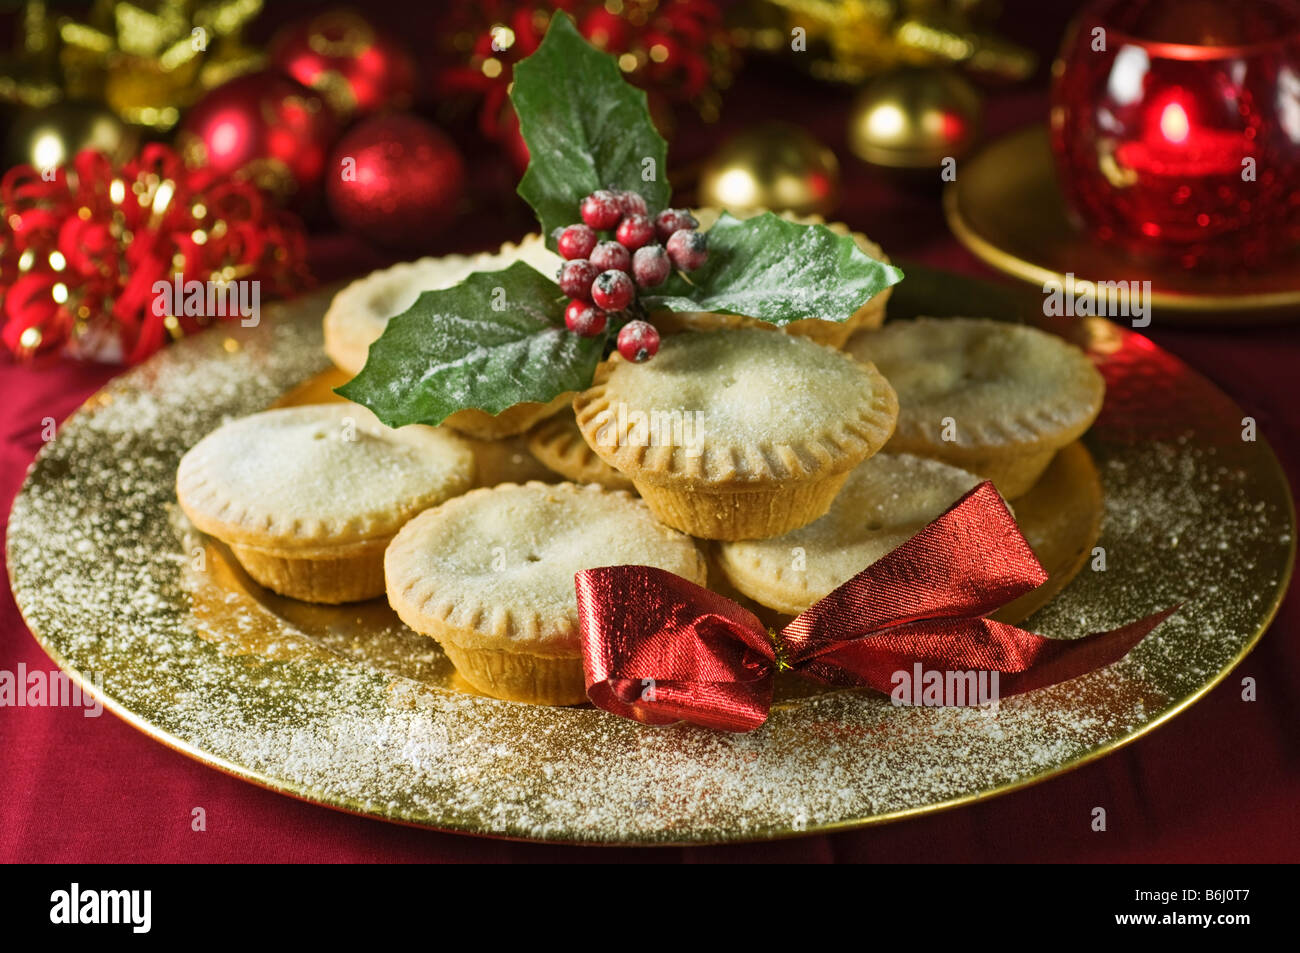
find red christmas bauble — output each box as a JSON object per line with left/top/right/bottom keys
{"left": 178, "top": 71, "right": 340, "bottom": 208}
{"left": 326, "top": 114, "right": 465, "bottom": 250}
{"left": 269, "top": 9, "right": 417, "bottom": 120}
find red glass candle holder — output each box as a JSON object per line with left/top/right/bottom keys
{"left": 1051, "top": 0, "right": 1300, "bottom": 270}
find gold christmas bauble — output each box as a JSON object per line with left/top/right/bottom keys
{"left": 3, "top": 101, "right": 138, "bottom": 170}
{"left": 103, "top": 52, "right": 205, "bottom": 130}
{"left": 698, "top": 122, "right": 840, "bottom": 217}
{"left": 847, "top": 68, "right": 983, "bottom": 169}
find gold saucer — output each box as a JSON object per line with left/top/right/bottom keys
{"left": 6, "top": 277, "right": 1295, "bottom": 845}
{"left": 945, "top": 125, "right": 1300, "bottom": 321}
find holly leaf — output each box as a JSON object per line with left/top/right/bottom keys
{"left": 642, "top": 212, "right": 905, "bottom": 325}
{"left": 335, "top": 262, "right": 604, "bottom": 428}
{"left": 512, "top": 12, "right": 671, "bottom": 248}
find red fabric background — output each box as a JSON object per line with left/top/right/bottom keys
{"left": 2, "top": 4, "right": 1298, "bottom": 861}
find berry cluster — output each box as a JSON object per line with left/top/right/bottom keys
{"left": 554, "top": 188, "right": 707, "bottom": 363}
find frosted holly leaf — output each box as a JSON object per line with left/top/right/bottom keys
{"left": 512, "top": 12, "right": 671, "bottom": 249}
{"left": 642, "top": 212, "right": 905, "bottom": 325}
{"left": 336, "top": 262, "right": 606, "bottom": 428}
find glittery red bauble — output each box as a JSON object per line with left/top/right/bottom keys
{"left": 269, "top": 9, "right": 417, "bottom": 120}
{"left": 326, "top": 114, "right": 465, "bottom": 250}
{"left": 178, "top": 71, "right": 340, "bottom": 209}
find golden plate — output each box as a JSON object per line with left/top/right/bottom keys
{"left": 945, "top": 124, "right": 1300, "bottom": 321}
{"left": 6, "top": 276, "right": 1295, "bottom": 844}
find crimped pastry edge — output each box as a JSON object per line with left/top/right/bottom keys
{"left": 526, "top": 411, "right": 635, "bottom": 489}
{"left": 847, "top": 316, "right": 1106, "bottom": 456}
{"left": 175, "top": 408, "right": 477, "bottom": 550}
{"left": 383, "top": 480, "right": 706, "bottom": 655}
{"left": 572, "top": 339, "right": 899, "bottom": 489}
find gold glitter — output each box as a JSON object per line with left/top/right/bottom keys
{"left": 51, "top": 282, "right": 68, "bottom": 304}
{"left": 18, "top": 326, "right": 41, "bottom": 349}
{"left": 48, "top": 250, "right": 66, "bottom": 271}
{"left": 650, "top": 43, "right": 669, "bottom": 63}
{"left": 481, "top": 57, "right": 503, "bottom": 79}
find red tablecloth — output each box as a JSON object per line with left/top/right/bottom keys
{"left": 3, "top": 63, "right": 1298, "bottom": 862}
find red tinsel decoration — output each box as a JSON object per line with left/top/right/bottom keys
{"left": 0, "top": 145, "right": 309, "bottom": 365}
{"left": 436, "top": 0, "right": 735, "bottom": 152}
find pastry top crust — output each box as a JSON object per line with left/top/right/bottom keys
{"left": 574, "top": 328, "right": 898, "bottom": 487}
{"left": 846, "top": 317, "right": 1106, "bottom": 454}
{"left": 715, "top": 452, "right": 986, "bottom": 614}
{"left": 177, "top": 404, "right": 476, "bottom": 549}
{"left": 384, "top": 481, "right": 705, "bottom": 655}
{"left": 323, "top": 234, "right": 562, "bottom": 375}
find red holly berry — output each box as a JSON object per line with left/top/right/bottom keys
{"left": 654, "top": 208, "right": 698, "bottom": 243}
{"left": 580, "top": 190, "right": 623, "bottom": 230}
{"left": 556, "top": 224, "right": 597, "bottom": 260}
{"left": 616, "top": 189, "right": 648, "bottom": 217}
{"left": 632, "top": 244, "right": 671, "bottom": 288}
{"left": 564, "top": 299, "right": 607, "bottom": 337}
{"left": 592, "top": 270, "right": 634, "bottom": 311}
{"left": 557, "top": 259, "right": 600, "bottom": 302}
{"left": 617, "top": 320, "right": 660, "bottom": 363}
{"left": 666, "top": 228, "right": 708, "bottom": 271}
{"left": 615, "top": 213, "right": 654, "bottom": 251}
{"left": 590, "top": 240, "right": 631, "bottom": 273}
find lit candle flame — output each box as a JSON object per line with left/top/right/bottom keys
{"left": 1160, "top": 102, "right": 1190, "bottom": 144}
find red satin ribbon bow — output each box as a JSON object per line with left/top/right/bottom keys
{"left": 576, "top": 482, "right": 1176, "bottom": 732}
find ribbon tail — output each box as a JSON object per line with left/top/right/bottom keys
{"left": 782, "top": 482, "right": 1049, "bottom": 664}
{"left": 986, "top": 604, "right": 1181, "bottom": 696}
{"left": 803, "top": 605, "right": 1179, "bottom": 701}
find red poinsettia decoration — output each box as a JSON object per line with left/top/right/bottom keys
{"left": 0, "top": 144, "right": 310, "bottom": 364}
